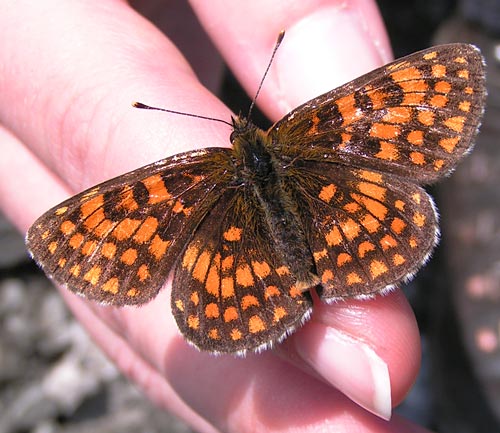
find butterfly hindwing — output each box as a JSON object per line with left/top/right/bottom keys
{"left": 26, "top": 148, "right": 234, "bottom": 305}
{"left": 269, "top": 44, "right": 485, "bottom": 184}
{"left": 171, "top": 187, "right": 313, "bottom": 354}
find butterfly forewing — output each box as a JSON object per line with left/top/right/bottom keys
{"left": 270, "top": 44, "right": 485, "bottom": 184}
{"left": 27, "top": 148, "right": 234, "bottom": 305}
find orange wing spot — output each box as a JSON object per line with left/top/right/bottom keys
{"left": 221, "top": 277, "right": 235, "bottom": 298}
{"left": 358, "top": 170, "right": 383, "bottom": 183}
{"left": 340, "top": 132, "right": 352, "bottom": 146}
{"left": 149, "top": 234, "right": 171, "bottom": 261}
{"left": 358, "top": 241, "right": 375, "bottom": 258}
{"left": 121, "top": 248, "right": 138, "bottom": 265}
{"left": 423, "top": 51, "right": 437, "bottom": 60}
{"left": 370, "top": 260, "right": 388, "bottom": 278}
{"left": 375, "top": 141, "right": 399, "bottom": 161}
{"left": 434, "top": 159, "right": 445, "bottom": 171}
{"left": 84, "top": 208, "right": 106, "bottom": 231}
{"left": 208, "top": 329, "right": 220, "bottom": 342}
{"left": 409, "top": 237, "right": 418, "bottom": 248}
{"left": 344, "top": 202, "right": 361, "bottom": 213}
{"left": 357, "top": 182, "right": 387, "bottom": 201}
{"left": 69, "top": 233, "right": 84, "bottom": 249}
{"left": 221, "top": 255, "right": 234, "bottom": 271}
{"left": 435, "top": 80, "right": 451, "bottom": 94}
{"left": 55, "top": 206, "right": 68, "bottom": 216}
{"left": 264, "top": 286, "right": 281, "bottom": 299}
{"left": 457, "top": 69, "right": 469, "bottom": 79}
{"left": 241, "top": 294, "right": 259, "bottom": 310}
{"left": 367, "top": 88, "right": 390, "bottom": 110}
{"left": 93, "top": 219, "right": 113, "bottom": 238}
{"left": 398, "top": 79, "right": 428, "bottom": 93}
{"left": 391, "top": 66, "right": 422, "bottom": 82}
{"left": 60, "top": 220, "right": 76, "bottom": 235}
{"left": 83, "top": 265, "right": 101, "bottom": 286}
{"left": 126, "top": 288, "right": 139, "bottom": 297}
{"left": 319, "top": 184, "right": 337, "bottom": 203}
{"left": 393, "top": 254, "right": 406, "bottom": 266}
{"left": 380, "top": 234, "right": 398, "bottom": 250}
{"left": 444, "top": 116, "right": 465, "bottom": 132}
{"left": 249, "top": 315, "right": 266, "bottom": 333}
{"left": 410, "top": 151, "right": 425, "bottom": 165}
{"left": 190, "top": 291, "right": 199, "bottom": 306}
{"left": 391, "top": 218, "right": 407, "bottom": 234}
{"left": 459, "top": 101, "right": 471, "bottom": 112}
{"left": 118, "top": 187, "right": 138, "bottom": 212}
{"left": 182, "top": 244, "right": 199, "bottom": 270}
{"left": 353, "top": 194, "right": 388, "bottom": 220}
{"left": 102, "top": 277, "right": 119, "bottom": 294}
{"left": 413, "top": 212, "right": 426, "bottom": 227}
{"left": 236, "top": 264, "right": 254, "bottom": 287}
{"left": 133, "top": 216, "right": 158, "bottom": 244}
{"left": 205, "top": 303, "right": 220, "bottom": 319}
{"left": 101, "top": 242, "right": 117, "bottom": 259}
{"left": 80, "top": 194, "right": 104, "bottom": 219}
{"left": 58, "top": 258, "right": 67, "bottom": 268}
{"left": 370, "top": 123, "right": 400, "bottom": 139}
{"left": 172, "top": 200, "right": 185, "bottom": 214}
{"left": 430, "top": 94, "right": 448, "bottom": 108}
{"left": 206, "top": 262, "right": 220, "bottom": 297}
{"left": 142, "top": 174, "right": 172, "bottom": 204}
{"left": 80, "top": 187, "right": 100, "bottom": 200}
{"left": 431, "top": 64, "right": 446, "bottom": 77}
{"left": 252, "top": 261, "right": 271, "bottom": 279}
{"left": 412, "top": 193, "right": 421, "bottom": 204}
{"left": 48, "top": 241, "right": 58, "bottom": 254}
{"left": 418, "top": 110, "right": 435, "bottom": 126}
{"left": 382, "top": 106, "right": 411, "bottom": 124}
{"left": 402, "top": 92, "right": 425, "bottom": 106}
{"left": 113, "top": 218, "right": 141, "bottom": 241}
{"left": 175, "top": 299, "right": 184, "bottom": 311}
{"left": 276, "top": 266, "right": 290, "bottom": 276}
{"left": 70, "top": 264, "right": 81, "bottom": 277}
{"left": 230, "top": 328, "right": 243, "bottom": 341}
{"left": 340, "top": 218, "right": 361, "bottom": 241}
{"left": 137, "top": 264, "right": 150, "bottom": 282}
{"left": 223, "top": 226, "right": 242, "bottom": 242}
{"left": 337, "top": 253, "right": 352, "bottom": 266}
{"left": 347, "top": 272, "right": 363, "bottom": 285}
{"left": 395, "top": 200, "right": 405, "bottom": 211}
{"left": 192, "top": 250, "right": 211, "bottom": 283}
{"left": 289, "top": 285, "right": 303, "bottom": 297}
{"left": 313, "top": 248, "right": 328, "bottom": 262}
{"left": 41, "top": 229, "right": 50, "bottom": 240}
{"left": 407, "top": 130, "right": 424, "bottom": 146}
{"left": 273, "top": 307, "right": 287, "bottom": 322}
{"left": 336, "top": 93, "right": 360, "bottom": 126}
{"left": 464, "top": 86, "right": 474, "bottom": 95}
{"left": 224, "top": 306, "right": 238, "bottom": 322}
{"left": 360, "top": 213, "right": 380, "bottom": 233}
{"left": 322, "top": 269, "right": 334, "bottom": 284}
{"left": 81, "top": 240, "right": 97, "bottom": 256}
{"left": 326, "top": 226, "right": 343, "bottom": 246}
{"left": 187, "top": 315, "right": 199, "bottom": 329}
{"left": 439, "top": 136, "right": 460, "bottom": 153}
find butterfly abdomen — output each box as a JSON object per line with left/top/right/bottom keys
{"left": 232, "top": 119, "right": 317, "bottom": 289}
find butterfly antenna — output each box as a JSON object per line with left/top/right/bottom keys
{"left": 247, "top": 30, "right": 285, "bottom": 119}
{"left": 132, "top": 102, "right": 233, "bottom": 127}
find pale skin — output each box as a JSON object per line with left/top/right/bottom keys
{"left": 0, "top": 1, "right": 431, "bottom": 432}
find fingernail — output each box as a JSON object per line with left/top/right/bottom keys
{"left": 275, "top": 5, "right": 391, "bottom": 112}
{"left": 295, "top": 322, "right": 392, "bottom": 420}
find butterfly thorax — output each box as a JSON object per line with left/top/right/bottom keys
{"left": 231, "top": 116, "right": 318, "bottom": 290}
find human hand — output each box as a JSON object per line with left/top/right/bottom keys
{"left": 0, "top": 1, "right": 429, "bottom": 431}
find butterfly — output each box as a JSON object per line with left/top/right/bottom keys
{"left": 26, "top": 38, "right": 486, "bottom": 355}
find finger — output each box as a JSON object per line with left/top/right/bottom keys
{"left": 190, "top": 0, "right": 393, "bottom": 118}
